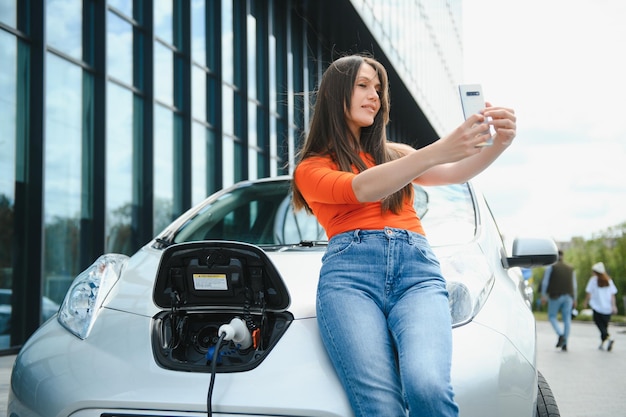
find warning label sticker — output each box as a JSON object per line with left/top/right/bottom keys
{"left": 193, "top": 273, "right": 228, "bottom": 291}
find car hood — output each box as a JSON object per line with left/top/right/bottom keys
{"left": 104, "top": 242, "right": 322, "bottom": 320}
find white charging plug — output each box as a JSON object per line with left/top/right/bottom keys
{"left": 218, "top": 317, "right": 252, "bottom": 350}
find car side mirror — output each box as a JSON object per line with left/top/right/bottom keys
{"left": 504, "top": 237, "right": 559, "bottom": 268}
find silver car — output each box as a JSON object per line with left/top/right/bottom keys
{"left": 8, "top": 176, "right": 560, "bottom": 417}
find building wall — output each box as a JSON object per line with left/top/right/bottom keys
{"left": 350, "top": 0, "right": 463, "bottom": 136}
{"left": 0, "top": 0, "right": 462, "bottom": 351}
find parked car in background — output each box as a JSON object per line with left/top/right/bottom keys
{"left": 8, "top": 176, "right": 560, "bottom": 417}
{"left": 0, "top": 289, "right": 59, "bottom": 336}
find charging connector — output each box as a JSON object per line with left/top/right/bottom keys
{"left": 218, "top": 317, "right": 252, "bottom": 350}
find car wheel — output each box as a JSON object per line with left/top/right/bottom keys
{"left": 536, "top": 371, "right": 560, "bottom": 417}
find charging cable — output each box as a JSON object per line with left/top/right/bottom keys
{"left": 207, "top": 317, "right": 252, "bottom": 416}
{"left": 207, "top": 331, "right": 226, "bottom": 417}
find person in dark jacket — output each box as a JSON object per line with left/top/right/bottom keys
{"left": 541, "top": 250, "right": 577, "bottom": 351}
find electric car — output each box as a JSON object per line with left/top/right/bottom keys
{"left": 8, "top": 176, "right": 561, "bottom": 417}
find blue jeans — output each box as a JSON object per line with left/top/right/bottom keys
{"left": 547, "top": 294, "right": 573, "bottom": 343}
{"left": 317, "top": 228, "right": 459, "bottom": 417}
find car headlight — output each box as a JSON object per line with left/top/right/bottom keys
{"left": 439, "top": 246, "right": 494, "bottom": 327}
{"left": 58, "top": 253, "right": 129, "bottom": 339}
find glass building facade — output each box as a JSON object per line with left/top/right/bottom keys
{"left": 0, "top": 0, "right": 462, "bottom": 352}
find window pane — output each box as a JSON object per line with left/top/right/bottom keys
{"left": 269, "top": 116, "right": 277, "bottom": 177}
{"left": 0, "top": 0, "right": 17, "bottom": 27}
{"left": 154, "top": 42, "right": 173, "bottom": 106}
{"left": 191, "top": 122, "right": 207, "bottom": 206}
{"left": 0, "top": 31, "right": 16, "bottom": 345}
{"left": 191, "top": 0, "right": 206, "bottom": 66}
{"left": 248, "top": 101, "right": 257, "bottom": 148}
{"left": 154, "top": 0, "right": 173, "bottom": 44}
{"left": 207, "top": 128, "right": 217, "bottom": 195}
{"left": 47, "top": 0, "right": 83, "bottom": 60}
{"left": 221, "top": 0, "right": 233, "bottom": 84}
{"left": 223, "top": 136, "right": 234, "bottom": 187}
{"left": 0, "top": 31, "right": 16, "bottom": 204}
{"left": 222, "top": 85, "right": 233, "bottom": 136}
{"left": 192, "top": 65, "right": 206, "bottom": 121}
{"left": 248, "top": 101, "right": 257, "bottom": 180}
{"left": 268, "top": 33, "right": 278, "bottom": 177}
{"left": 248, "top": 148, "right": 258, "bottom": 181}
{"left": 268, "top": 32, "right": 276, "bottom": 113}
{"left": 107, "top": 11, "right": 133, "bottom": 86}
{"left": 233, "top": 139, "right": 243, "bottom": 184}
{"left": 108, "top": 0, "right": 132, "bottom": 17}
{"left": 106, "top": 83, "right": 133, "bottom": 254}
{"left": 247, "top": 13, "right": 256, "bottom": 100}
{"left": 154, "top": 105, "right": 173, "bottom": 234}
{"left": 44, "top": 53, "right": 83, "bottom": 302}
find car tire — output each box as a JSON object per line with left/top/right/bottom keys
{"left": 536, "top": 371, "right": 560, "bottom": 417}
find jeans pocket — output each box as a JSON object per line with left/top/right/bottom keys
{"left": 412, "top": 240, "right": 441, "bottom": 267}
{"left": 322, "top": 238, "right": 355, "bottom": 263}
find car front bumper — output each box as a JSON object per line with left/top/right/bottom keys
{"left": 9, "top": 302, "right": 537, "bottom": 417}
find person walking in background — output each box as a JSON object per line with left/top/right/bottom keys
{"left": 583, "top": 262, "right": 618, "bottom": 351}
{"left": 541, "top": 250, "right": 577, "bottom": 351}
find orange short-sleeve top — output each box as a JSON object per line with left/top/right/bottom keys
{"left": 293, "top": 153, "right": 424, "bottom": 239}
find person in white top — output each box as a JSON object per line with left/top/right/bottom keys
{"left": 583, "top": 262, "right": 618, "bottom": 351}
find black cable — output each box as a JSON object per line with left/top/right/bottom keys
{"left": 207, "top": 332, "right": 227, "bottom": 417}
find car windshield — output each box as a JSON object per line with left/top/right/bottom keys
{"left": 167, "top": 179, "right": 476, "bottom": 248}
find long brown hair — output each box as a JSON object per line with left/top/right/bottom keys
{"left": 596, "top": 271, "right": 611, "bottom": 288}
{"left": 292, "top": 54, "right": 412, "bottom": 213}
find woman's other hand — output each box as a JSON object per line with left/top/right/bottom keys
{"left": 484, "top": 102, "right": 516, "bottom": 146}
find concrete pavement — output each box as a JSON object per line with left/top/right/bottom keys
{"left": 0, "top": 320, "right": 623, "bottom": 417}
{"left": 0, "top": 354, "right": 13, "bottom": 417}
{"left": 535, "top": 319, "right": 626, "bottom": 417}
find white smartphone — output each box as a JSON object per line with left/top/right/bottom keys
{"left": 458, "top": 84, "right": 494, "bottom": 147}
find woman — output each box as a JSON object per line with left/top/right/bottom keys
{"left": 292, "top": 54, "right": 516, "bottom": 416}
{"left": 584, "top": 262, "right": 618, "bottom": 351}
